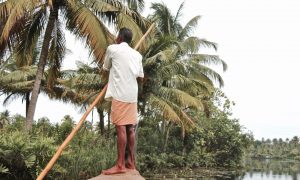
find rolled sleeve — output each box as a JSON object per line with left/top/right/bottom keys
{"left": 103, "top": 46, "right": 113, "bottom": 71}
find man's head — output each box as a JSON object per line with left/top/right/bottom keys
{"left": 116, "top": 28, "right": 133, "bottom": 44}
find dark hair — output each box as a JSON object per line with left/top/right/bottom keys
{"left": 118, "top": 28, "right": 133, "bottom": 44}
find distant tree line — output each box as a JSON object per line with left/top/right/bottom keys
{"left": 245, "top": 136, "right": 300, "bottom": 161}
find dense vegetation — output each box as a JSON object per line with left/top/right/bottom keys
{"left": 0, "top": 90, "right": 251, "bottom": 179}
{"left": 245, "top": 136, "right": 300, "bottom": 161}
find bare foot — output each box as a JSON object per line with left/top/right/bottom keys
{"left": 101, "top": 165, "right": 127, "bottom": 175}
{"left": 125, "top": 161, "right": 136, "bottom": 170}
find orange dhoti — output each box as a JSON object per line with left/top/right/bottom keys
{"left": 111, "top": 99, "right": 138, "bottom": 126}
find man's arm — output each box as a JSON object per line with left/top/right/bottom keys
{"left": 101, "top": 69, "right": 109, "bottom": 81}
{"left": 101, "top": 46, "right": 113, "bottom": 80}
{"left": 137, "top": 77, "right": 143, "bottom": 84}
{"left": 137, "top": 55, "right": 144, "bottom": 84}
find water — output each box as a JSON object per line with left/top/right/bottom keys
{"left": 239, "top": 159, "right": 300, "bottom": 180}
{"left": 145, "top": 159, "right": 300, "bottom": 179}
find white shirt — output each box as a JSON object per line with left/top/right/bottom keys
{"left": 103, "top": 42, "right": 144, "bottom": 103}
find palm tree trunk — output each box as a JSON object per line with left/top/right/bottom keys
{"left": 163, "top": 122, "right": 172, "bottom": 152}
{"left": 97, "top": 108, "right": 104, "bottom": 135}
{"left": 162, "top": 119, "right": 166, "bottom": 135}
{"left": 25, "top": 92, "right": 30, "bottom": 117}
{"left": 25, "top": 7, "right": 58, "bottom": 131}
{"left": 107, "top": 111, "right": 111, "bottom": 138}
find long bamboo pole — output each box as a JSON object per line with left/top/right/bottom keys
{"left": 36, "top": 23, "right": 155, "bottom": 180}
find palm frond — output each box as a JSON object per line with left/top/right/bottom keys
{"left": 143, "top": 50, "right": 169, "bottom": 67}
{"left": 199, "top": 38, "right": 218, "bottom": 51}
{"left": 75, "top": 61, "right": 95, "bottom": 73}
{"left": 1, "top": 80, "right": 34, "bottom": 92}
{"left": 73, "top": 73, "right": 102, "bottom": 91}
{"left": 166, "top": 74, "right": 214, "bottom": 97}
{"left": 188, "top": 61, "right": 224, "bottom": 87}
{"left": 0, "top": 15, "right": 26, "bottom": 57}
{"left": 0, "top": 0, "right": 43, "bottom": 46}
{"left": 84, "top": 0, "right": 119, "bottom": 20}
{"left": 187, "top": 54, "right": 227, "bottom": 71}
{"left": 150, "top": 2, "right": 173, "bottom": 35}
{"left": 173, "top": 2, "right": 184, "bottom": 28}
{"left": 14, "top": 6, "right": 47, "bottom": 67}
{"left": 85, "top": 0, "right": 129, "bottom": 14}
{"left": 166, "top": 100, "right": 195, "bottom": 131}
{"left": 182, "top": 37, "right": 218, "bottom": 53}
{"left": 45, "top": 86, "right": 86, "bottom": 105}
{"left": 178, "top": 15, "right": 201, "bottom": 40}
{"left": 65, "top": 0, "right": 115, "bottom": 63}
{"left": 144, "top": 35, "right": 177, "bottom": 58}
{"left": 156, "top": 61, "right": 185, "bottom": 80}
{"left": 147, "top": 93, "right": 181, "bottom": 123}
{"left": 59, "top": 70, "right": 77, "bottom": 80}
{"left": 85, "top": 0, "right": 148, "bottom": 29}
{"left": 190, "top": 78, "right": 214, "bottom": 96}
{"left": 126, "top": 0, "right": 144, "bottom": 12}
{"left": 76, "top": 0, "right": 150, "bottom": 54}
{"left": 156, "top": 87, "right": 203, "bottom": 110}
{"left": 0, "top": 66, "right": 37, "bottom": 83}
{"left": 0, "top": 0, "right": 18, "bottom": 20}
{"left": 172, "top": 2, "right": 184, "bottom": 36}
{"left": 188, "top": 70, "right": 214, "bottom": 88}
{"left": 2, "top": 92, "right": 23, "bottom": 106}
{"left": 47, "top": 18, "right": 66, "bottom": 89}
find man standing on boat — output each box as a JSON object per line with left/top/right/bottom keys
{"left": 101, "top": 28, "right": 144, "bottom": 175}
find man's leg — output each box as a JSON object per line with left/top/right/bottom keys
{"left": 125, "top": 125, "right": 136, "bottom": 169}
{"left": 102, "top": 125, "right": 127, "bottom": 175}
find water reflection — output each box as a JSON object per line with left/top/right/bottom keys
{"left": 144, "top": 159, "right": 300, "bottom": 179}
{"left": 240, "top": 159, "right": 300, "bottom": 180}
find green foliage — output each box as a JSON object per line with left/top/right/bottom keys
{"left": 137, "top": 90, "right": 252, "bottom": 172}
{"left": 0, "top": 130, "right": 58, "bottom": 179}
{"left": 0, "top": 164, "right": 9, "bottom": 174}
{"left": 246, "top": 136, "right": 300, "bottom": 161}
{"left": 141, "top": 2, "right": 226, "bottom": 133}
{"left": 0, "top": 91, "right": 251, "bottom": 179}
{"left": 0, "top": 114, "right": 118, "bottom": 179}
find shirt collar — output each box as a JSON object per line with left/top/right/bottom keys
{"left": 120, "top": 42, "right": 129, "bottom": 46}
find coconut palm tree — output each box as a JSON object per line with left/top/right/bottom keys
{"left": 0, "top": 0, "right": 148, "bottom": 131}
{"left": 58, "top": 61, "right": 112, "bottom": 135}
{"left": 0, "top": 56, "right": 37, "bottom": 115}
{"left": 140, "top": 2, "right": 227, "bottom": 135}
{"left": 0, "top": 44, "right": 42, "bottom": 115}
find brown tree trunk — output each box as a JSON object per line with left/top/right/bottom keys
{"left": 162, "top": 119, "right": 166, "bottom": 135}
{"left": 163, "top": 122, "right": 171, "bottom": 152}
{"left": 107, "top": 111, "right": 111, "bottom": 138}
{"left": 25, "top": 92, "right": 30, "bottom": 117}
{"left": 97, "top": 108, "right": 105, "bottom": 135}
{"left": 25, "top": 7, "right": 58, "bottom": 131}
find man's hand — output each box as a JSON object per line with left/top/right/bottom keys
{"left": 137, "top": 77, "right": 144, "bottom": 85}
{"left": 101, "top": 69, "right": 109, "bottom": 81}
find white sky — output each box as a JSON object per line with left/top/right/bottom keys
{"left": 1, "top": 0, "right": 300, "bottom": 140}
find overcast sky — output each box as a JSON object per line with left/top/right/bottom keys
{"left": 1, "top": 0, "right": 300, "bottom": 140}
